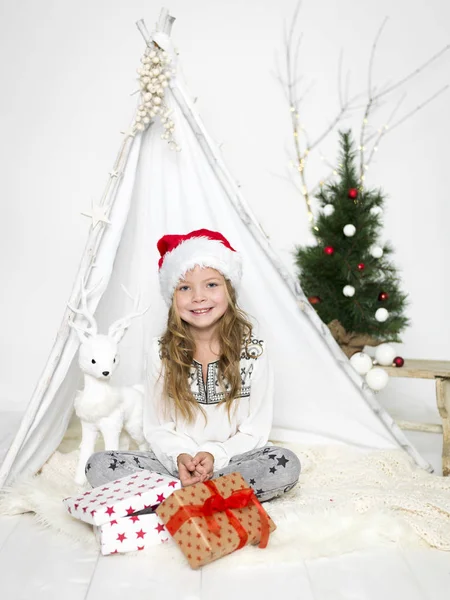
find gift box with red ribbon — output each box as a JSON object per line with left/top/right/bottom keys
{"left": 155, "top": 472, "right": 276, "bottom": 569}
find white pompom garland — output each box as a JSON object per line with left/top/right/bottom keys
{"left": 134, "top": 47, "right": 180, "bottom": 151}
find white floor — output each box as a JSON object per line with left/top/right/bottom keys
{"left": 1, "top": 407, "right": 449, "bottom": 599}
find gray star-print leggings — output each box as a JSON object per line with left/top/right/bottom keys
{"left": 85, "top": 445, "right": 301, "bottom": 503}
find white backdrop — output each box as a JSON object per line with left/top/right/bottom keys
{"left": 1, "top": 0, "right": 449, "bottom": 423}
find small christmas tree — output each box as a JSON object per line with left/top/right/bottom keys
{"left": 295, "top": 130, "right": 409, "bottom": 357}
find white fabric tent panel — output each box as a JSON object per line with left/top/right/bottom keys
{"left": 95, "top": 95, "right": 398, "bottom": 452}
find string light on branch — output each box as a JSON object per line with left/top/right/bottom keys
{"left": 308, "top": 296, "right": 322, "bottom": 305}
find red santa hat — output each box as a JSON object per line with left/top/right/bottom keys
{"left": 157, "top": 229, "right": 243, "bottom": 304}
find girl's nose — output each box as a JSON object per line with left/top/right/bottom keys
{"left": 192, "top": 288, "right": 206, "bottom": 302}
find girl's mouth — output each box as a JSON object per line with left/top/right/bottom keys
{"left": 191, "top": 308, "right": 213, "bottom": 315}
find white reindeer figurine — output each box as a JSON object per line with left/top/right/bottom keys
{"left": 69, "top": 284, "right": 149, "bottom": 486}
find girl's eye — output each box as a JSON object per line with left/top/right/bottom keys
{"left": 207, "top": 282, "right": 218, "bottom": 288}
{"left": 178, "top": 285, "right": 189, "bottom": 291}
{"left": 91, "top": 359, "right": 96, "bottom": 364}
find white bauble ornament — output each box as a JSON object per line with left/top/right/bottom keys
{"left": 365, "top": 367, "right": 389, "bottom": 391}
{"left": 149, "top": 50, "right": 156, "bottom": 58}
{"left": 370, "top": 246, "right": 383, "bottom": 258}
{"left": 375, "top": 343, "right": 396, "bottom": 366}
{"left": 375, "top": 308, "right": 389, "bottom": 322}
{"left": 370, "top": 206, "right": 383, "bottom": 216}
{"left": 323, "top": 204, "right": 335, "bottom": 216}
{"left": 343, "top": 285, "right": 355, "bottom": 297}
{"left": 161, "top": 81, "right": 169, "bottom": 88}
{"left": 350, "top": 352, "right": 373, "bottom": 375}
{"left": 136, "top": 123, "right": 145, "bottom": 131}
{"left": 152, "top": 56, "right": 160, "bottom": 64}
{"left": 343, "top": 224, "right": 356, "bottom": 237}
{"left": 152, "top": 97, "right": 162, "bottom": 105}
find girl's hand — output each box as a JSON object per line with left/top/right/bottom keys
{"left": 177, "top": 453, "right": 202, "bottom": 487}
{"left": 192, "top": 452, "right": 215, "bottom": 482}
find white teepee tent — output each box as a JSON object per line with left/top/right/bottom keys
{"left": 0, "top": 9, "right": 430, "bottom": 489}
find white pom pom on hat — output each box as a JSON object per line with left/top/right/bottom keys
{"left": 157, "top": 228, "right": 243, "bottom": 305}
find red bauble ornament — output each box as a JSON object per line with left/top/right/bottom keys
{"left": 324, "top": 246, "right": 335, "bottom": 255}
{"left": 378, "top": 291, "right": 389, "bottom": 301}
{"left": 308, "top": 296, "right": 321, "bottom": 305}
{"left": 348, "top": 188, "right": 358, "bottom": 199}
{"left": 357, "top": 263, "right": 365, "bottom": 271}
{"left": 393, "top": 356, "right": 404, "bottom": 368}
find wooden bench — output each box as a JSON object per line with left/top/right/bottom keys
{"left": 382, "top": 359, "right": 450, "bottom": 476}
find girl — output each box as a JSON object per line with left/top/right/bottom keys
{"left": 86, "top": 229, "right": 300, "bottom": 502}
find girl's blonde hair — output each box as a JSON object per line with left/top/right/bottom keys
{"left": 160, "top": 278, "right": 253, "bottom": 423}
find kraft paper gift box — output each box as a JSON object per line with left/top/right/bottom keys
{"left": 63, "top": 470, "right": 180, "bottom": 526}
{"left": 156, "top": 472, "right": 276, "bottom": 569}
{"left": 94, "top": 512, "right": 172, "bottom": 555}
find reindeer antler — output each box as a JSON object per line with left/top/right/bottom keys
{"left": 108, "top": 285, "right": 150, "bottom": 343}
{"left": 68, "top": 277, "right": 102, "bottom": 337}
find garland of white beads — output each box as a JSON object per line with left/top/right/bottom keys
{"left": 134, "top": 46, "right": 180, "bottom": 151}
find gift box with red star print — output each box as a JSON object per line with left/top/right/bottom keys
{"left": 156, "top": 472, "right": 276, "bottom": 569}
{"left": 63, "top": 470, "right": 180, "bottom": 526}
{"left": 94, "top": 512, "right": 172, "bottom": 555}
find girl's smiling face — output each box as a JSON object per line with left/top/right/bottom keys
{"left": 174, "top": 266, "right": 228, "bottom": 334}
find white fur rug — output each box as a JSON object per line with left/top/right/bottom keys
{"left": 1, "top": 444, "right": 450, "bottom": 567}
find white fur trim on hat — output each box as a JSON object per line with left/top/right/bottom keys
{"left": 159, "top": 237, "right": 242, "bottom": 305}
